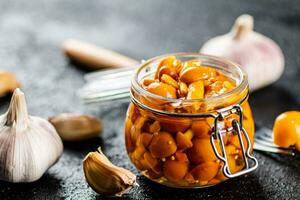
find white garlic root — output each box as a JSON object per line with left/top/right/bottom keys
{"left": 83, "top": 148, "right": 137, "bottom": 197}
{"left": 0, "top": 71, "right": 21, "bottom": 97}
{"left": 0, "top": 89, "right": 63, "bottom": 183}
{"left": 200, "top": 14, "right": 285, "bottom": 91}
{"left": 49, "top": 113, "right": 102, "bottom": 141}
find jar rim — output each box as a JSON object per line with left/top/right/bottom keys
{"left": 132, "top": 52, "right": 248, "bottom": 105}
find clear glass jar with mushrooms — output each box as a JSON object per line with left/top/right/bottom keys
{"left": 124, "top": 53, "right": 258, "bottom": 188}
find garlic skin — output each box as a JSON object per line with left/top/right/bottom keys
{"left": 83, "top": 148, "right": 137, "bottom": 197}
{"left": 0, "top": 89, "right": 63, "bottom": 183}
{"left": 200, "top": 14, "right": 285, "bottom": 91}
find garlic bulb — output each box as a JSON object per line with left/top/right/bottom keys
{"left": 83, "top": 148, "right": 137, "bottom": 197}
{"left": 200, "top": 14, "right": 285, "bottom": 91}
{"left": 0, "top": 89, "right": 63, "bottom": 182}
{"left": 49, "top": 113, "right": 102, "bottom": 141}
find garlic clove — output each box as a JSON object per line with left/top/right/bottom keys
{"left": 0, "top": 89, "right": 63, "bottom": 183}
{"left": 0, "top": 71, "right": 21, "bottom": 97}
{"left": 200, "top": 14, "right": 285, "bottom": 91}
{"left": 49, "top": 113, "right": 102, "bottom": 141}
{"left": 83, "top": 148, "right": 137, "bottom": 197}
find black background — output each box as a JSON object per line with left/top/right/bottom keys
{"left": 0, "top": 0, "right": 299, "bottom": 199}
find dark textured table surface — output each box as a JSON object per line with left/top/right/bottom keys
{"left": 0, "top": 0, "right": 299, "bottom": 199}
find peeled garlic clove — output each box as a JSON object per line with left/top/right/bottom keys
{"left": 0, "top": 71, "right": 21, "bottom": 97}
{"left": 200, "top": 14, "right": 285, "bottom": 91}
{"left": 0, "top": 89, "right": 63, "bottom": 183}
{"left": 83, "top": 148, "right": 137, "bottom": 197}
{"left": 49, "top": 113, "right": 102, "bottom": 141}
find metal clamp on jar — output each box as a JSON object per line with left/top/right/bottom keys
{"left": 210, "top": 104, "right": 258, "bottom": 178}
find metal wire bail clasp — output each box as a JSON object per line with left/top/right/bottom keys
{"left": 210, "top": 104, "right": 258, "bottom": 178}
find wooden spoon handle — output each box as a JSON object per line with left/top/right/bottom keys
{"left": 63, "top": 39, "right": 139, "bottom": 70}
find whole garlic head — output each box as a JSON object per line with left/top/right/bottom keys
{"left": 200, "top": 14, "right": 285, "bottom": 91}
{"left": 0, "top": 89, "right": 63, "bottom": 182}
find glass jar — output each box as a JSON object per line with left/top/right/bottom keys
{"left": 124, "top": 53, "right": 258, "bottom": 188}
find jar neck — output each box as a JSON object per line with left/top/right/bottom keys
{"left": 130, "top": 86, "right": 249, "bottom": 117}
{"left": 131, "top": 53, "right": 249, "bottom": 116}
